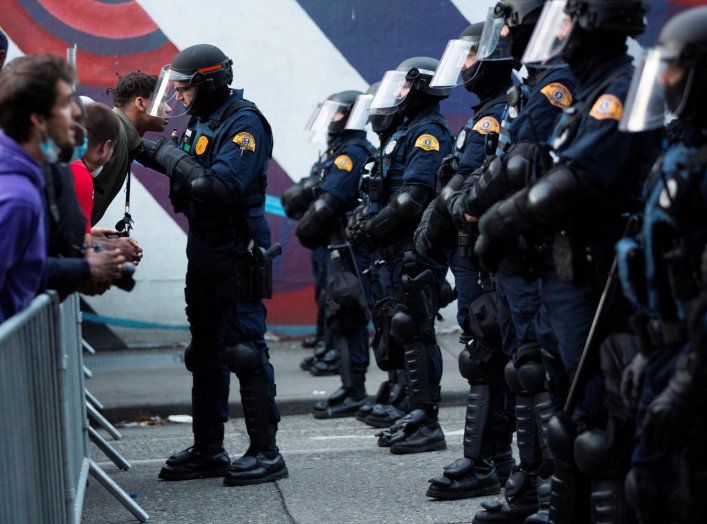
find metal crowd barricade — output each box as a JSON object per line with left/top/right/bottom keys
{"left": 0, "top": 293, "right": 149, "bottom": 523}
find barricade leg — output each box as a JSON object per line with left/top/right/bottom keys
{"left": 88, "top": 427, "right": 130, "bottom": 471}
{"left": 86, "top": 401, "right": 122, "bottom": 440}
{"left": 89, "top": 460, "right": 149, "bottom": 522}
{"left": 84, "top": 388, "right": 105, "bottom": 411}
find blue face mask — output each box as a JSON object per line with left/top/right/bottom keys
{"left": 39, "top": 136, "right": 61, "bottom": 164}
{"left": 69, "top": 134, "right": 89, "bottom": 162}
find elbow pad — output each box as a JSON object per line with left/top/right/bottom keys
{"left": 526, "top": 165, "right": 581, "bottom": 224}
{"left": 295, "top": 192, "right": 342, "bottom": 248}
{"left": 190, "top": 174, "right": 229, "bottom": 203}
{"left": 281, "top": 175, "right": 318, "bottom": 219}
{"left": 478, "top": 187, "right": 532, "bottom": 242}
{"left": 503, "top": 142, "right": 532, "bottom": 189}
{"left": 368, "top": 184, "right": 432, "bottom": 242}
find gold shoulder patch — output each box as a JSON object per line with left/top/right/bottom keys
{"left": 233, "top": 131, "right": 256, "bottom": 152}
{"left": 414, "top": 134, "right": 440, "bottom": 152}
{"left": 334, "top": 154, "right": 353, "bottom": 172}
{"left": 472, "top": 116, "right": 500, "bottom": 135}
{"left": 589, "top": 94, "right": 623, "bottom": 121}
{"left": 541, "top": 82, "right": 572, "bottom": 109}
{"left": 195, "top": 135, "right": 209, "bottom": 156}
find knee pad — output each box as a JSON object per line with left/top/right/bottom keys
{"left": 547, "top": 414, "right": 575, "bottom": 462}
{"left": 184, "top": 344, "right": 222, "bottom": 373}
{"left": 504, "top": 359, "right": 523, "bottom": 393}
{"left": 515, "top": 343, "right": 547, "bottom": 394}
{"left": 390, "top": 309, "right": 418, "bottom": 343}
{"left": 574, "top": 429, "right": 617, "bottom": 478}
{"left": 225, "top": 341, "right": 266, "bottom": 377}
{"left": 460, "top": 343, "right": 506, "bottom": 384}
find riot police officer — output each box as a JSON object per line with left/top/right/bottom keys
{"left": 475, "top": 1, "right": 660, "bottom": 521}
{"left": 443, "top": 2, "right": 576, "bottom": 521}
{"left": 141, "top": 44, "right": 287, "bottom": 486}
{"left": 349, "top": 57, "right": 453, "bottom": 454}
{"left": 295, "top": 90, "right": 376, "bottom": 418}
{"left": 617, "top": 6, "right": 707, "bottom": 522}
{"left": 414, "top": 22, "right": 516, "bottom": 500}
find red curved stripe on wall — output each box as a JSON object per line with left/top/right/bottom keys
{"left": 266, "top": 286, "right": 317, "bottom": 326}
{"left": 38, "top": 0, "right": 159, "bottom": 38}
{"left": 0, "top": 3, "right": 176, "bottom": 86}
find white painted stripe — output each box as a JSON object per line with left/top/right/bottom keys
{"left": 137, "top": 0, "right": 369, "bottom": 183}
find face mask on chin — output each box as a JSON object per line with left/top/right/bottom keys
{"left": 39, "top": 135, "right": 61, "bottom": 164}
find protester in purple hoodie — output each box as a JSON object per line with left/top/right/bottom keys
{"left": 0, "top": 55, "right": 81, "bottom": 323}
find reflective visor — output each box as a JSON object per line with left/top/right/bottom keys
{"left": 368, "top": 70, "right": 409, "bottom": 115}
{"left": 620, "top": 47, "right": 676, "bottom": 132}
{"left": 430, "top": 39, "right": 477, "bottom": 88}
{"left": 306, "top": 99, "right": 349, "bottom": 133}
{"left": 521, "top": 0, "right": 574, "bottom": 67}
{"left": 477, "top": 8, "right": 512, "bottom": 61}
{"left": 345, "top": 93, "right": 374, "bottom": 130}
{"left": 148, "top": 65, "right": 188, "bottom": 118}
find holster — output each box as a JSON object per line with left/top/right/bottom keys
{"left": 235, "top": 244, "right": 280, "bottom": 300}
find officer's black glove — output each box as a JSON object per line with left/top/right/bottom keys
{"left": 620, "top": 353, "right": 648, "bottom": 413}
{"left": 141, "top": 136, "right": 188, "bottom": 175}
{"left": 643, "top": 353, "right": 703, "bottom": 449}
{"left": 347, "top": 215, "right": 375, "bottom": 250}
{"left": 414, "top": 200, "right": 456, "bottom": 258}
{"left": 447, "top": 189, "right": 472, "bottom": 231}
{"left": 435, "top": 154, "right": 456, "bottom": 192}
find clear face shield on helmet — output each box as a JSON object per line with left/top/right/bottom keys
{"left": 477, "top": 7, "right": 513, "bottom": 61}
{"left": 620, "top": 47, "right": 683, "bottom": 132}
{"left": 345, "top": 93, "right": 374, "bottom": 130}
{"left": 148, "top": 64, "right": 193, "bottom": 118}
{"left": 305, "top": 99, "right": 351, "bottom": 143}
{"left": 368, "top": 70, "right": 412, "bottom": 115}
{"left": 521, "top": 0, "right": 575, "bottom": 67}
{"left": 430, "top": 39, "right": 479, "bottom": 88}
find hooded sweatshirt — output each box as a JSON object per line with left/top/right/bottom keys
{"left": 0, "top": 130, "right": 47, "bottom": 323}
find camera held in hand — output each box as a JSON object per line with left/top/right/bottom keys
{"left": 93, "top": 245, "right": 137, "bottom": 291}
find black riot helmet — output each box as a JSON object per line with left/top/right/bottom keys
{"left": 326, "top": 90, "right": 361, "bottom": 135}
{"left": 492, "top": 0, "right": 546, "bottom": 60}
{"left": 656, "top": 6, "right": 707, "bottom": 124}
{"left": 523, "top": 0, "right": 647, "bottom": 75}
{"left": 458, "top": 22, "right": 514, "bottom": 98}
{"left": 621, "top": 6, "right": 707, "bottom": 131}
{"left": 369, "top": 57, "right": 451, "bottom": 118}
{"left": 365, "top": 81, "right": 403, "bottom": 136}
{"left": 155, "top": 44, "right": 234, "bottom": 117}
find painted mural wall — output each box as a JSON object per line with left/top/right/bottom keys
{"left": 0, "top": 0, "right": 702, "bottom": 347}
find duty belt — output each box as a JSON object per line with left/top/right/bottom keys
{"left": 190, "top": 215, "right": 250, "bottom": 242}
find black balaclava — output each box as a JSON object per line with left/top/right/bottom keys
{"left": 463, "top": 60, "right": 514, "bottom": 101}
{"left": 195, "top": 85, "right": 231, "bottom": 121}
{"left": 561, "top": 27, "right": 627, "bottom": 83}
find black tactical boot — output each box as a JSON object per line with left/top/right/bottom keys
{"left": 472, "top": 467, "right": 539, "bottom": 523}
{"left": 377, "top": 408, "right": 447, "bottom": 454}
{"left": 364, "top": 373, "right": 409, "bottom": 428}
{"left": 159, "top": 425, "right": 230, "bottom": 481}
{"left": 224, "top": 380, "right": 288, "bottom": 486}
{"left": 427, "top": 457, "right": 501, "bottom": 499}
{"left": 491, "top": 432, "right": 516, "bottom": 486}
{"left": 312, "top": 373, "right": 369, "bottom": 419}
{"left": 159, "top": 445, "right": 230, "bottom": 481}
{"left": 309, "top": 347, "right": 340, "bottom": 376}
{"left": 301, "top": 334, "right": 322, "bottom": 349}
{"left": 223, "top": 450, "right": 288, "bottom": 486}
{"left": 300, "top": 340, "right": 328, "bottom": 371}
{"left": 356, "top": 379, "right": 389, "bottom": 423}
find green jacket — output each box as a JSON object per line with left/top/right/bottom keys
{"left": 91, "top": 108, "right": 141, "bottom": 225}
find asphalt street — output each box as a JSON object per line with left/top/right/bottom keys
{"left": 80, "top": 332, "right": 511, "bottom": 523}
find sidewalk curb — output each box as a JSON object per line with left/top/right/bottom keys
{"left": 101, "top": 390, "right": 470, "bottom": 423}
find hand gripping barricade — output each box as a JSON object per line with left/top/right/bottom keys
{"left": 0, "top": 293, "right": 149, "bottom": 523}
